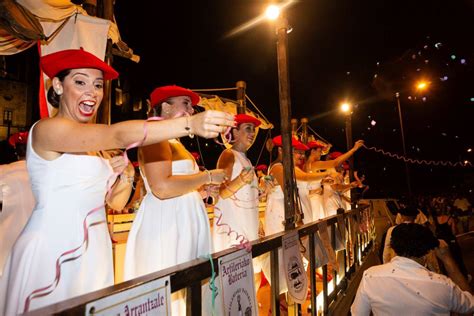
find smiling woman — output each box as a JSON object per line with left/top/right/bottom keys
{"left": 4, "top": 48, "right": 235, "bottom": 315}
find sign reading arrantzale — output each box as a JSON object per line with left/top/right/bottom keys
{"left": 85, "top": 276, "right": 171, "bottom": 316}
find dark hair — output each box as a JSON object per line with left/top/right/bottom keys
{"left": 46, "top": 69, "right": 71, "bottom": 108}
{"left": 15, "top": 143, "right": 27, "bottom": 160}
{"left": 398, "top": 206, "right": 418, "bottom": 217}
{"left": 390, "top": 223, "right": 439, "bottom": 258}
{"left": 149, "top": 98, "right": 174, "bottom": 118}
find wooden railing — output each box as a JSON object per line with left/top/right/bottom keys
{"left": 25, "top": 205, "right": 376, "bottom": 316}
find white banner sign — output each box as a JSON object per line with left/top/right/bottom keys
{"left": 282, "top": 231, "right": 308, "bottom": 304}
{"left": 85, "top": 276, "right": 171, "bottom": 316}
{"left": 219, "top": 249, "right": 257, "bottom": 316}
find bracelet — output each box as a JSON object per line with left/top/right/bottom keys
{"left": 205, "top": 169, "right": 212, "bottom": 184}
{"left": 185, "top": 116, "right": 194, "bottom": 139}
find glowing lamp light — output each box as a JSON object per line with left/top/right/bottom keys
{"left": 340, "top": 102, "right": 351, "bottom": 113}
{"left": 265, "top": 5, "right": 281, "bottom": 20}
{"left": 468, "top": 148, "right": 472, "bottom": 153}
{"left": 416, "top": 81, "right": 429, "bottom": 91}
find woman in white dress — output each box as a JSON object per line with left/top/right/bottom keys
{"left": 213, "top": 113, "right": 261, "bottom": 252}
{"left": 5, "top": 49, "right": 234, "bottom": 315}
{"left": 304, "top": 140, "right": 364, "bottom": 218}
{"left": 123, "top": 85, "right": 228, "bottom": 315}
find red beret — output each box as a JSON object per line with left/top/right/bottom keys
{"left": 342, "top": 161, "right": 350, "bottom": 170}
{"left": 40, "top": 48, "right": 118, "bottom": 80}
{"left": 272, "top": 135, "right": 309, "bottom": 151}
{"left": 8, "top": 131, "right": 28, "bottom": 147}
{"left": 235, "top": 114, "right": 261, "bottom": 127}
{"left": 255, "top": 164, "right": 268, "bottom": 171}
{"left": 150, "top": 85, "right": 200, "bottom": 107}
{"left": 327, "top": 151, "right": 343, "bottom": 160}
{"left": 307, "top": 140, "right": 326, "bottom": 149}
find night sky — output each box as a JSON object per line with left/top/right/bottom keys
{"left": 111, "top": 0, "right": 474, "bottom": 198}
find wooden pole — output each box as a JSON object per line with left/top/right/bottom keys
{"left": 301, "top": 117, "right": 308, "bottom": 144}
{"left": 236, "top": 81, "right": 246, "bottom": 114}
{"left": 96, "top": 0, "right": 114, "bottom": 125}
{"left": 276, "top": 16, "right": 297, "bottom": 230}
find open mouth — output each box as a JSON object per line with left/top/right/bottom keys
{"left": 79, "top": 100, "right": 96, "bottom": 117}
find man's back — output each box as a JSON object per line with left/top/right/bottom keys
{"left": 351, "top": 256, "right": 474, "bottom": 315}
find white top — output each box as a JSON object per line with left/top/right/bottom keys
{"left": 322, "top": 171, "right": 344, "bottom": 217}
{"left": 124, "top": 142, "right": 211, "bottom": 281}
{"left": 351, "top": 256, "right": 474, "bottom": 316}
{"left": 213, "top": 149, "right": 258, "bottom": 252}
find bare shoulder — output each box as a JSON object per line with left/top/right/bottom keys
{"left": 141, "top": 141, "right": 171, "bottom": 163}
{"left": 217, "top": 148, "right": 235, "bottom": 168}
{"left": 270, "top": 162, "right": 283, "bottom": 174}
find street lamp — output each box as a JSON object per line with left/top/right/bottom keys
{"left": 265, "top": 5, "right": 299, "bottom": 231}
{"left": 415, "top": 80, "right": 429, "bottom": 91}
{"left": 264, "top": 6, "right": 304, "bottom": 314}
{"left": 340, "top": 102, "right": 355, "bottom": 207}
{"left": 265, "top": 4, "right": 281, "bottom": 20}
{"left": 395, "top": 92, "right": 412, "bottom": 197}
{"left": 394, "top": 80, "right": 431, "bottom": 197}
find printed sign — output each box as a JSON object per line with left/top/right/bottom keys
{"left": 282, "top": 231, "right": 308, "bottom": 304}
{"left": 219, "top": 249, "right": 257, "bottom": 316}
{"left": 85, "top": 277, "right": 171, "bottom": 316}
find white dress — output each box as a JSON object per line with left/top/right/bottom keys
{"left": 322, "top": 172, "right": 345, "bottom": 218}
{"left": 297, "top": 178, "right": 312, "bottom": 224}
{"left": 124, "top": 150, "right": 211, "bottom": 278}
{"left": 6, "top": 123, "right": 114, "bottom": 315}
{"left": 262, "top": 163, "right": 288, "bottom": 294}
{"left": 0, "top": 160, "right": 35, "bottom": 314}
{"left": 308, "top": 182, "right": 325, "bottom": 222}
{"left": 213, "top": 149, "right": 259, "bottom": 253}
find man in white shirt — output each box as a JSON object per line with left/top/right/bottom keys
{"left": 351, "top": 223, "right": 473, "bottom": 316}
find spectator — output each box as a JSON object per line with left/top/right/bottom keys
{"left": 352, "top": 223, "right": 473, "bottom": 316}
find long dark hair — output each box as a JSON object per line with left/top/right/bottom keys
{"left": 46, "top": 69, "right": 71, "bottom": 108}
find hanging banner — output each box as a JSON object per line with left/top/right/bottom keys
{"left": 219, "top": 249, "right": 257, "bottom": 316}
{"left": 314, "top": 232, "right": 329, "bottom": 268}
{"left": 317, "top": 221, "right": 338, "bottom": 273}
{"left": 85, "top": 276, "right": 171, "bottom": 316}
{"left": 282, "top": 231, "right": 308, "bottom": 304}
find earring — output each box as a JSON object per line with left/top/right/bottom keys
{"left": 55, "top": 89, "right": 62, "bottom": 96}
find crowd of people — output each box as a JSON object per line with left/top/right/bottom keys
{"left": 0, "top": 47, "right": 472, "bottom": 315}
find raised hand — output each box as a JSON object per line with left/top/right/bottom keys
{"left": 353, "top": 140, "right": 365, "bottom": 151}
{"left": 208, "top": 169, "right": 227, "bottom": 185}
{"left": 189, "top": 110, "right": 235, "bottom": 139}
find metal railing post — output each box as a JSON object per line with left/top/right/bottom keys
{"left": 270, "top": 248, "right": 280, "bottom": 316}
